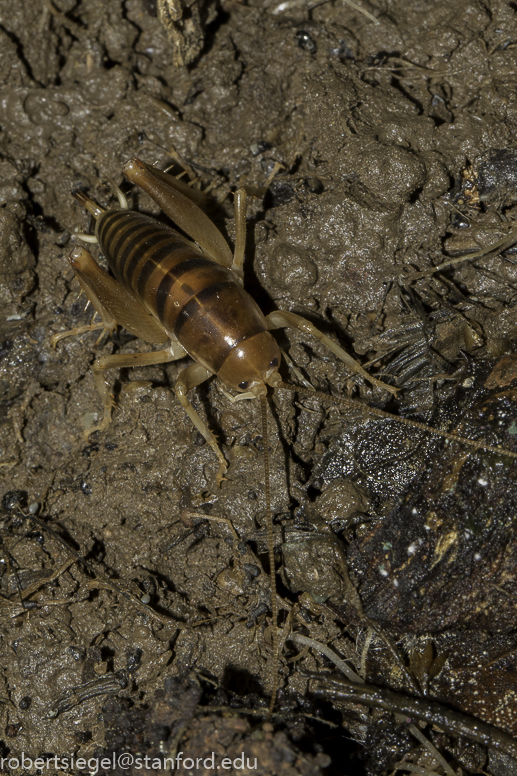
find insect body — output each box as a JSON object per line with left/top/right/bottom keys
{"left": 87, "top": 201, "right": 282, "bottom": 391}
{"left": 54, "top": 158, "right": 395, "bottom": 484}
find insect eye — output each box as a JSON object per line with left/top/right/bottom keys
{"left": 269, "top": 358, "right": 279, "bottom": 368}
{"left": 238, "top": 381, "right": 249, "bottom": 390}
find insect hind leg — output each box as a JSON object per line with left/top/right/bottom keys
{"left": 50, "top": 247, "right": 119, "bottom": 349}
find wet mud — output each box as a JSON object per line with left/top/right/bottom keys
{"left": 2, "top": 0, "right": 517, "bottom": 774}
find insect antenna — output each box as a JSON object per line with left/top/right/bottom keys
{"left": 260, "top": 392, "right": 279, "bottom": 717}
{"left": 274, "top": 382, "right": 517, "bottom": 460}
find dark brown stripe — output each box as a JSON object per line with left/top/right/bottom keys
{"left": 114, "top": 226, "right": 157, "bottom": 278}
{"left": 155, "top": 257, "right": 214, "bottom": 320}
{"left": 125, "top": 238, "right": 186, "bottom": 289}
{"left": 98, "top": 212, "right": 157, "bottom": 264}
{"left": 117, "top": 228, "right": 174, "bottom": 284}
{"left": 136, "top": 252, "right": 163, "bottom": 299}
{"left": 97, "top": 211, "right": 125, "bottom": 250}
{"left": 173, "top": 281, "right": 268, "bottom": 375}
{"left": 99, "top": 215, "right": 146, "bottom": 265}
{"left": 174, "top": 281, "right": 233, "bottom": 335}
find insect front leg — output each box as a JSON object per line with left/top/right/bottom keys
{"left": 175, "top": 363, "right": 228, "bottom": 486}
{"left": 266, "top": 310, "right": 398, "bottom": 395}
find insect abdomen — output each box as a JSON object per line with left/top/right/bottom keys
{"left": 96, "top": 209, "right": 269, "bottom": 374}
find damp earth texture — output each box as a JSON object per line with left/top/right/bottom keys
{"left": 2, "top": 1, "right": 517, "bottom": 775}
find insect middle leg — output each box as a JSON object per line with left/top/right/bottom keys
{"left": 89, "top": 343, "right": 186, "bottom": 439}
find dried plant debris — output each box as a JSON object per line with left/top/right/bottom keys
{"left": 459, "top": 149, "right": 517, "bottom": 210}
{"left": 157, "top": 0, "right": 220, "bottom": 66}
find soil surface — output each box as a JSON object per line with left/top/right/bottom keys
{"left": 1, "top": 1, "right": 517, "bottom": 774}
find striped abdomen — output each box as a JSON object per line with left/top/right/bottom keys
{"left": 95, "top": 209, "right": 278, "bottom": 383}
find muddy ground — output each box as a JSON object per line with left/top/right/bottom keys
{"left": 2, "top": 0, "right": 517, "bottom": 774}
